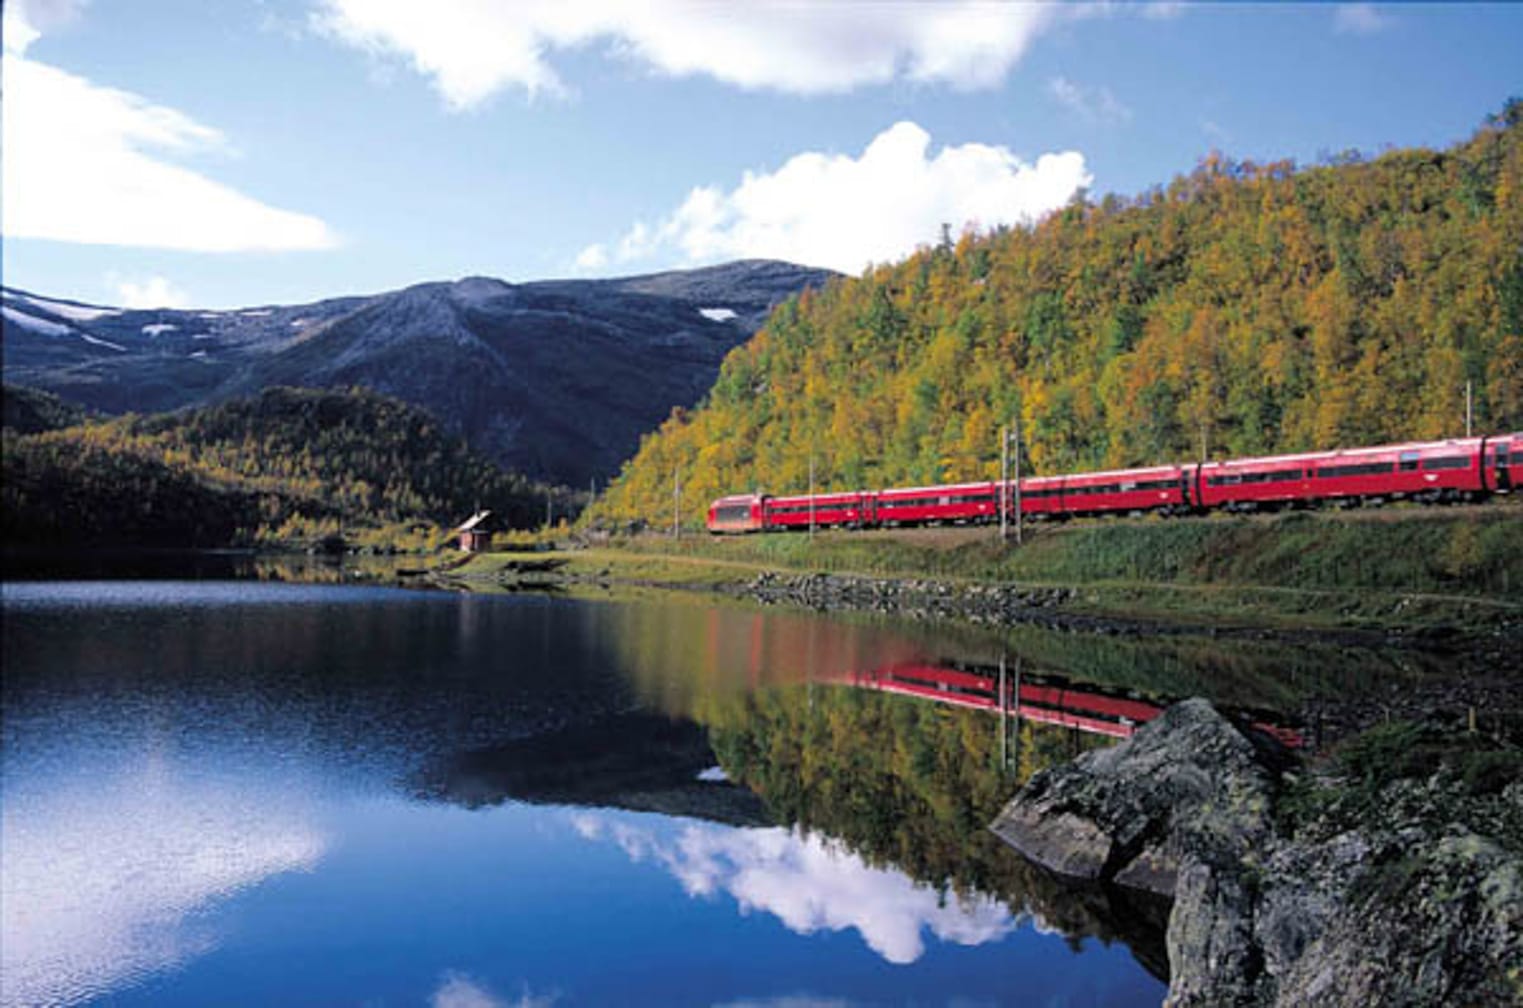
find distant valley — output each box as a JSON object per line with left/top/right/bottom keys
{"left": 1, "top": 259, "right": 836, "bottom": 488}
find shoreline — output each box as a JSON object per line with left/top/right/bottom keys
{"left": 438, "top": 544, "right": 1523, "bottom": 657}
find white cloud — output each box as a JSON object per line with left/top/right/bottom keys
{"left": 575, "top": 815, "right": 1019, "bottom": 965}
{"left": 1334, "top": 3, "right": 1393, "bottom": 35}
{"left": 110, "top": 274, "right": 193, "bottom": 309}
{"left": 2, "top": 0, "right": 89, "bottom": 56}
{"left": 578, "top": 121, "right": 1089, "bottom": 276}
{"left": 1047, "top": 76, "right": 1132, "bottom": 125}
{"left": 432, "top": 973, "right": 556, "bottom": 1008}
{"left": 1, "top": 7, "right": 338, "bottom": 252}
{"left": 574, "top": 243, "right": 609, "bottom": 270}
{"left": 312, "top": 1, "right": 1063, "bottom": 107}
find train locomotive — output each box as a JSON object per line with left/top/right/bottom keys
{"left": 707, "top": 433, "right": 1520, "bottom": 534}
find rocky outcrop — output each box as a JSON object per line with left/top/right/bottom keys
{"left": 990, "top": 699, "right": 1523, "bottom": 1007}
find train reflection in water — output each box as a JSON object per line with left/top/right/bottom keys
{"left": 841, "top": 660, "right": 1305, "bottom": 750}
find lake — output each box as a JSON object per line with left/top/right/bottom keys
{"left": 2, "top": 574, "right": 1435, "bottom": 1006}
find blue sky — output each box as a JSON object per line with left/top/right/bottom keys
{"left": 3, "top": 1, "right": 1519, "bottom": 309}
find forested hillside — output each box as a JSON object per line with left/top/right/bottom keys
{"left": 1, "top": 384, "right": 95, "bottom": 434}
{"left": 2, "top": 386, "right": 545, "bottom": 548}
{"left": 590, "top": 103, "right": 1523, "bottom": 527}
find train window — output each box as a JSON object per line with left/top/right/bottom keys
{"left": 1424, "top": 456, "right": 1470, "bottom": 471}
{"left": 1317, "top": 462, "right": 1395, "bottom": 478}
{"left": 1399, "top": 451, "right": 1420, "bottom": 472}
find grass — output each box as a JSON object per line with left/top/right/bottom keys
{"left": 448, "top": 504, "right": 1523, "bottom": 633}
{"left": 1278, "top": 720, "right": 1523, "bottom": 859}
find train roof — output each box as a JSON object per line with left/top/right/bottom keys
{"left": 1200, "top": 437, "right": 1484, "bottom": 468}
{"left": 1059, "top": 464, "right": 1183, "bottom": 480}
{"left": 768, "top": 490, "right": 866, "bottom": 503}
{"left": 876, "top": 480, "right": 996, "bottom": 495}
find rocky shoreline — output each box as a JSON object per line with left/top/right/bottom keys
{"left": 732, "top": 569, "right": 1518, "bottom": 652}
{"left": 990, "top": 700, "right": 1523, "bottom": 1006}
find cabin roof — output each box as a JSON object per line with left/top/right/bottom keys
{"left": 452, "top": 509, "right": 492, "bottom": 534}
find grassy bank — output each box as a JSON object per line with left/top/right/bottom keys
{"left": 453, "top": 505, "right": 1523, "bottom": 633}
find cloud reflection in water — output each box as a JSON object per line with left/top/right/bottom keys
{"left": 571, "top": 814, "right": 1018, "bottom": 964}
{"left": 0, "top": 751, "right": 326, "bottom": 1007}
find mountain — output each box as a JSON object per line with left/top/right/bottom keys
{"left": 1, "top": 386, "right": 545, "bottom": 548}
{"left": 1, "top": 259, "right": 836, "bottom": 487}
{"left": 589, "top": 104, "right": 1523, "bottom": 527}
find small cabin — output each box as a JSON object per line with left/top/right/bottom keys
{"left": 452, "top": 510, "right": 495, "bottom": 553}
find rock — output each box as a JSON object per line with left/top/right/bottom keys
{"left": 989, "top": 698, "right": 1523, "bottom": 1007}
{"left": 991, "top": 698, "right": 1279, "bottom": 896}
{"left": 1270, "top": 829, "right": 1523, "bottom": 1007}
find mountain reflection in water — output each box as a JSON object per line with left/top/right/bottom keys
{"left": 6, "top": 577, "right": 1429, "bottom": 1005}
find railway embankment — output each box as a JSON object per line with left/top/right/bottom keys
{"left": 449, "top": 505, "right": 1523, "bottom": 640}
{"left": 990, "top": 699, "right": 1523, "bottom": 1007}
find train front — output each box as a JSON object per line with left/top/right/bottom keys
{"left": 707, "top": 493, "right": 767, "bottom": 533}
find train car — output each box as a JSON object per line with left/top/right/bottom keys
{"left": 764, "top": 490, "right": 870, "bottom": 530}
{"left": 875, "top": 481, "right": 998, "bottom": 526}
{"left": 1196, "top": 453, "right": 1317, "bottom": 511}
{"left": 1202, "top": 438, "right": 1487, "bottom": 510}
{"left": 1015, "top": 474, "right": 1068, "bottom": 519}
{"left": 1054, "top": 464, "right": 1189, "bottom": 517}
{"left": 707, "top": 493, "right": 767, "bottom": 534}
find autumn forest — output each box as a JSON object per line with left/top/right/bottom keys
{"left": 590, "top": 103, "right": 1523, "bottom": 528}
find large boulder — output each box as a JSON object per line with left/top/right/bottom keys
{"left": 991, "top": 698, "right": 1281, "bottom": 895}
{"left": 990, "top": 699, "right": 1523, "bottom": 1007}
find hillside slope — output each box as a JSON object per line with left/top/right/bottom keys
{"left": 590, "top": 105, "right": 1523, "bottom": 527}
{"left": 1, "top": 386, "right": 544, "bottom": 548}
{"left": 1, "top": 260, "right": 835, "bottom": 487}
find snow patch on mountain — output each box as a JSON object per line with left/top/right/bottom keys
{"left": 18, "top": 295, "right": 120, "bottom": 323}
{"left": 4, "top": 305, "right": 73, "bottom": 336}
{"left": 80, "top": 333, "right": 128, "bottom": 352}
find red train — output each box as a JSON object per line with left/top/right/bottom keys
{"left": 708, "top": 433, "right": 1521, "bottom": 533}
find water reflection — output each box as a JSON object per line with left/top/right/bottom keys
{"left": 570, "top": 814, "right": 1017, "bottom": 965}
{"left": 1, "top": 747, "right": 325, "bottom": 1006}
{"left": 431, "top": 973, "right": 556, "bottom": 1008}
{"left": 13, "top": 578, "right": 1401, "bottom": 1004}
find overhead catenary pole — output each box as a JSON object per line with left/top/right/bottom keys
{"left": 673, "top": 466, "right": 681, "bottom": 539}
{"left": 809, "top": 452, "right": 816, "bottom": 538}
{"left": 1466, "top": 380, "right": 1473, "bottom": 437}
{"left": 1013, "top": 414, "right": 1023, "bottom": 547}
{"left": 999, "top": 424, "right": 1009, "bottom": 544}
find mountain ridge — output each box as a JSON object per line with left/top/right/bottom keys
{"left": 2, "top": 259, "right": 837, "bottom": 487}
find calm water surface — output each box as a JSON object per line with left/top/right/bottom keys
{"left": 2, "top": 580, "right": 1172, "bottom": 1007}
